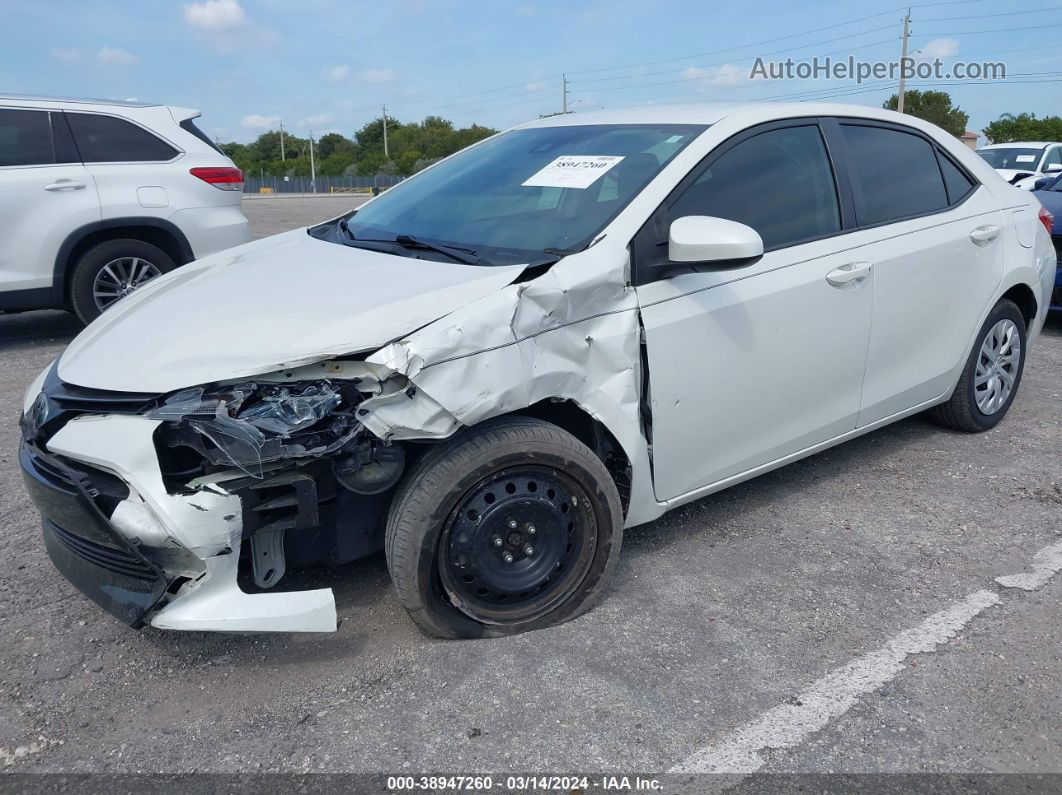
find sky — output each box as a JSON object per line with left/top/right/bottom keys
{"left": 3, "top": 0, "right": 1060, "bottom": 144}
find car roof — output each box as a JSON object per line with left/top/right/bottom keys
{"left": 0, "top": 93, "right": 162, "bottom": 108}
{"left": 516, "top": 102, "right": 950, "bottom": 130}
{"left": 978, "top": 141, "right": 1059, "bottom": 149}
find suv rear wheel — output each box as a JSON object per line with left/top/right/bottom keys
{"left": 69, "top": 238, "right": 176, "bottom": 324}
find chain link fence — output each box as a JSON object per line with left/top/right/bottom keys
{"left": 242, "top": 174, "right": 405, "bottom": 194}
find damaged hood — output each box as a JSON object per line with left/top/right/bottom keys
{"left": 58, "top": 229, "right": 526, "bottom": 393}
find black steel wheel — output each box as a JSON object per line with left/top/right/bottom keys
{"left": 441, "top": 466, "right": 597, "bottom": 625}
{"left": 385, "top": 416, "right": 624, "bottom": 639}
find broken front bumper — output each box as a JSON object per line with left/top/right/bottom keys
{"left": 20, "top": 442, "right": 168, "bottom": 626}
{"left": 21, "top": 414, "right": 336, "bottom": 633}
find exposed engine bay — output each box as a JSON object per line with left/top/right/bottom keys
{"left": 146, "top": 366, "right": 418, "bottom": 591}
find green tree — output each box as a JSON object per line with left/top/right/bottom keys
{"left": 982, "top": 113, "right": 1062, "bottom": 144}
{"left": 883, "top": 90, "right": 969, "bottom": 137}
{"left": 219, "top": 114, "right": 498, "bottom": 178}
{"left": 316, "top": 132, "right": 356, "bottom": 161}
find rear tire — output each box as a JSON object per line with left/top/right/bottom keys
{"left": 931, "top": 298, "right": 1027, "bottom": 432}
{"left": 385, "top": 416, "right": 624, "bottom": 639}
{"left": 69, "top": 238, "right": 176, "bottom": 324}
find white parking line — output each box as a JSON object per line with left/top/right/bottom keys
{"left": 995, "top": 539, "right": 1062, "bottom": 591}
{"left": 669, "top": 538, "right": 1062, "bottom": 778}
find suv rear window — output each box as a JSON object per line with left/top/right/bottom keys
{"left": 65, "top": 112, "right": 179, "bottom": 162}
{"left": 180, "top": 118, "right": 223, "bottom": 154}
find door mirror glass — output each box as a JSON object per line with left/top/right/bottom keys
{"left": 668, "top": 216, "right": 763, "bottom": 265}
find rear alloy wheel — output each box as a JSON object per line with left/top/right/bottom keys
{"left": 930, "top": 298, "right": 1028, "bottom": 432}
{"left": 385, "top": 416, "right": 624, "bottom": 639}
{"left": 91, "top": 256, "right": 163, "bottom": 313}
{"left": 69, "top": 238, "right": 176, "bottom": 324}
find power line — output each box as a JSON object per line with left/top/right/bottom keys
{"left": 916, "top": 21, "right": 1062, "bottom": 33}
{"left": 573, "top": 30, "right": 900, "bottom": 87}
{"left": 918, "top": 4, "right": 1062, "bottom": 21}
{"left": 570, "top": 36, "right": 899, "bottom": 95}
{"left": 565, "top": 0, "right": 988, "bottom": 80}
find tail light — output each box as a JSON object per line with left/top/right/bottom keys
{"left": 1039, "top": 205, "right": 1054, "bottom": 235}
{"left": 190, "top": 167, "right": 243, "bottom": 191}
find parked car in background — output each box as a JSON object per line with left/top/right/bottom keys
{"left": 976, "top": 141, "right": 1062, "bottom": 189}
{"left": 1031, "top": 173, "right": 1062, "bottom": 311}
{"left": 19, "top": 103, "right": 1055, "bottom": 640}
{"left": 0, "top": 94, "right": 249, "bottom": 323}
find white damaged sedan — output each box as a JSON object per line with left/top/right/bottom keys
{"left": 19, "top": 103, "right": 1056, "bottom": 638}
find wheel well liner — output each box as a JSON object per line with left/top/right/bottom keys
{"left": 52, "top": 218, "right": 195, "bottom": 307}
{"left": 1001, "top": 283, "right": 1038, "bottom": 330}
{"left": 515, "top": 399, "right": 633, "bottom": 517}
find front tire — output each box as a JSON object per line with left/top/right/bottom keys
{"left": 69, "top": 238, "right": 176, "bottom": 324}
{"left": 385, "top": 416, "right": 624, "bottom": 639}
{"left": 931, "top": 298, "right": 1027, "bottom": 432}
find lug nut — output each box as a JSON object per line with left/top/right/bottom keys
{"left": 493, "top": 536, "right": 503, "bottom": 547}
{"left": 527, "top": 524, "right": 536, "bottom": 535}
{"left": 508, "top": 520, "right": 518, "bottom": 530}
{"left": 502, "top": 551, "right": 514, "bottom": 564}
{"left": 524, "top": 545, "right": 534, "bottom": 556}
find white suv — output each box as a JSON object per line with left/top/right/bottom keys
{"left": 0, "top": 94, "right": 249, "bottom": 323}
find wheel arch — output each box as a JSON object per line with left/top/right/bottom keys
{"left": 52, "top": 218, "right": 195, "bottom": 307}
{"left": 511, "top": 399, "right": 633, "bottom": 518}
{"left": 1000, "top": 281, "right": 1038, "bottom": 331}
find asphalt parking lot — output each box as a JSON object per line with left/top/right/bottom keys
{"left": 0, "top": 195, "right": 1059, "bottom": 781}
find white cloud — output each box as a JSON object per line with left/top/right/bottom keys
{"left": 183, "top": 0, "right": 246, "bottom": 30}
{"left": 97, "top": 47, "right": 139, "bottom": 66}
{"left": 241, "top": 114, "right": 281, "bottom": 129}
{"left": 917, "top": 38, "right": 960, "bottom": 61}
{"left": 300, "top": 114, "right": 333, "bottom": 127}
{"left": 681, "top": 63, "right": 751, "bottom": 90}
{"left": 327, "top": 66, "right": 395, "bottom": 84}
{"left": 359, "top": 68, "right": 396, "bottom": 84}
{"left": 49, "top": 47, "right": 80, "bottom": 63}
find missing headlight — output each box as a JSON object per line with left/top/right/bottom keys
{"left": 149, "top": 380, "right": 365, "bottom": 479}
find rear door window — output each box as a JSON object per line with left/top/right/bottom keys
{"left": 937, "top": 152, "right": 976, "bottom": 204}
{"left": 0, "top": 108, "right": 55, "bottom": 166}
{"left": 840, "top": 124, "right": 948, "bottom": 226}
{"left": 65, "top": 112, "right": 179, "bottom": 162}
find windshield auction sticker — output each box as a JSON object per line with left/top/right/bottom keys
{"left": 522, "top": 155, "right": 625, "bottom": 189}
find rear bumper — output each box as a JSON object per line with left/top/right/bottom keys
{"left": 20, "top": 442, "right": 168, "bottom": 626}
{"left": 171, "top": 204, "right": 250, "bottom": 260}
{"left": 1051, "top": 237, "right": 1061, "bottom": 311}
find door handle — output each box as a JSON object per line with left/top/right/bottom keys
{"left": 826, "top": 262, "right": 873, "bottom": 288}
{"left": 43, "top": 179, "right": 86, "bottom": 191}
{"left": 969, "top": 224, "right": 1000, "bottom": 245}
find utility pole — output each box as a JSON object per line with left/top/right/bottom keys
{"left": 897, "top": 9, "right": 911, "bottom": 114}
{"left": 279, "top": 120, "right": 286, "bottom": 161}
{"left": 382, "top": 104, "right": 389, "bottom": 159}
{"left": 308, "top": 130, "right": 316, "bottom": 193}
{"left": 562, "top": 74, "right": 569, "bottom": 114}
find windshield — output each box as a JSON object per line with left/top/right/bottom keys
{"left": 334, "top": 123, "right": 705, "bottom": 265}
{"left": 976, "top": 147, "right": 1045, "bottom": 169}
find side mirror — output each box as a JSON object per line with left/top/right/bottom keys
{"left": 1032, "top": 177, "right": 1053, "bottom": 191}
{"left": 668, "top": 216, "right": 764, "bottom": 267}
{"left": 1043, "top": 163, "right": 1062, "bottom": 174}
